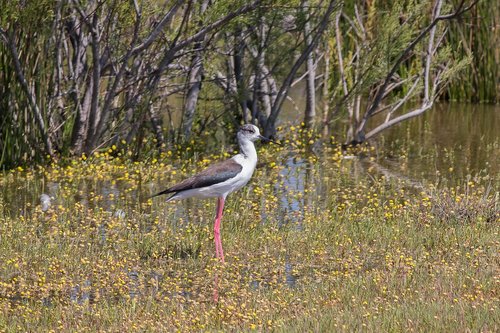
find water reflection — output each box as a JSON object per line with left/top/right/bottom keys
{"left": 1, "top": 103, "right": 496, "bottom": 217}
{"left": 40, "top": 194, "right": 51, "bottom": 212}
{"left": 149, "top": 271, "right": 161, "bottom": 297}
{"left": 248, "top": 256, "right": 298, "bottom": 290}
{"left": 128, "top": 270, "right": 139, "bottom": 300}
{"left": 369, "top": 102, "right": 499, "bottom": 185}
{"left": 70, "top": 279, "right": 93, "bottom": 305}
{"left": 277, "top": 157, "right": 307, "bottom": 228}
{"left": 284, "top": 256, "right": 297, "bottom": 288}
{"left": 98, "top": 223, "right": 107, "bottom": 245}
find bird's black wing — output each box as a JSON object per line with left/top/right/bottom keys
{"left": 152, "top": 159, "right": 243, "bottom": 197}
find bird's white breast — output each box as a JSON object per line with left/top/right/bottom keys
{"left": 229, "top": 154, "right": 257, "bottom": 191}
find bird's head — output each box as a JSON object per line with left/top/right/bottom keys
{"left": 238, "top": 124, "right": 282, "bottom": 145}
{"left": 238, "top": 124, "right": 264, "bottom": 142}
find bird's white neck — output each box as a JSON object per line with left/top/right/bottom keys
{"left": 238, "top": 137, "right": 257, "bottom": 162}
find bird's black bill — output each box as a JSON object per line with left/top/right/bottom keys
{"left": 258, "top": 135, "right": 282, "bottom": 146}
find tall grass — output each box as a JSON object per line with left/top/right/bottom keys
{"left": 445, "top": 0, "right": 500, "bottom": 102}
{"left": 0, "top": 13, "right": 53, "bottom": 169}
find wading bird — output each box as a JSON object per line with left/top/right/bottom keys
{"left": 152, "top": 124, "right": 273, "bottom": 262}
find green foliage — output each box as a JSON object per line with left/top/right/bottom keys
{"left": 0, "top": 0, "right": 490, "bottom": 169}
{"left": 437, "top": 47, "right": 473, "bottom": 87}
{"left": 340, "top": 0, "right": 498, "bottom": 103}
{"left": 328, "top": 0, "right": 480, "bottom": 110}
{"left": 338, "top": 1, "right": 429, "bottom": 97}
{"left": 0, "top": 1, "right": 59, "bottom": 168}
{"left": 0, "top": 0, "right": 54, "bottom": 30}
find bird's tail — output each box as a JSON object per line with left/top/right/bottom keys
{"left": 150, "top": 188, "right": 170, "bottom": 198}
{"left": 150, "top": 189, "right": 177, "bottom": 201}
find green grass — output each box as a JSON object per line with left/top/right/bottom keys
{"left": 0, "top": 128, "right": 498, "bottom": 332}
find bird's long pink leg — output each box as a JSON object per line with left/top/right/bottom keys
{"left": 214, "top": 197, "right": 225, "bottom": 263}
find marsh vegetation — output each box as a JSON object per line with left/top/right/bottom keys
{"left": 1, "top": 104, "right": 499, "bottom": 331}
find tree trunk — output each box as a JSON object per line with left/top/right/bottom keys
{"left": 181, "top": 0, "right": 209, "bottom": 140}
{"left": 233, "top": 28, "right": 249, "bottom": 122}
{"left": 84, "top": 12, "right": 102, "bottom": 153}
{"left": 264, "top": 0, "right": 337, "bottom": 138}
{"left": 322, "top": 39, "right": 331, "bottom": 136}
{"left": 70, "top": 80, "right": 92, "bottom": 154}
{"left": 182, "top": 53, "right": 204, "bottom": 139}
{"left": 303, "top": 0, "right": 316, "bottom": 127}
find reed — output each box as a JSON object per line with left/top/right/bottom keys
{"left": 444, "top": 0, "right": 499, "bottom": 102}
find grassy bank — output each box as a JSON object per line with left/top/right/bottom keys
{"left": 0, "top": 129, "right": 498, "bottom": 332}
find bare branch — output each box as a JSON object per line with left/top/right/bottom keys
{"left": 385, "top": 76, "right": 421, "bottom": 121}
{"left": 90, "top": 3, "right": 143, "bottom": 151}
{"left": 291, "top": 53, "right": 324, "bottom": 87}
{"left": 364, "top": 0, "right": 447, "bottom": 141}
{"left": 129, "top": 0, "right": 183, "bottom": 56}
{"left": 335, "top": 10, "right": 348, "bottom": 97}
{"left": 265, "top": 0, "right": 338, "bottom": 136}
{"left": 356, "top": 0, "right": 477, "bottom": 136}
{"left": 171, "top": 1, "right": 262, "bottom": 56}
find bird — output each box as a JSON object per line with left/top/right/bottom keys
{"left": 40, "top": 193, "right": 52, "bottom": 212}
{"left": 152, "top": 124, "right": 273, "bottom": 263}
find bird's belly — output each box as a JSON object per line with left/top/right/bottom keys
{"left": 202, "top": 174, "right": 251, "bottom": 197}
{"left": 203, "top": 165, "right": 254, "bottom": 198}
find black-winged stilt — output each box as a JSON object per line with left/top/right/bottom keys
{"left": 153, "top": 124, "right": 272, "bottom": 262}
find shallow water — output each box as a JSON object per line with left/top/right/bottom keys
{"left": 1, "top": 102, "right": 498, "bottom": 218}
{"left": 283, "top": 100, "right": 498, "bottom": 182}
{"left": 370, "top": 102, "right": 499, "bottom": 186}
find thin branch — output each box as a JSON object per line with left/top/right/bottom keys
{"left": 265, "top": 0, "right": 338, "bottom": 134}
{"left": 170, "top": 0, "right": 261, "bottom": 56}
{"left": 385, "top": 76, "right": 421, "bottom": 122}
{"left": 335, "top": 10, "right": 348, "bottom": 97}
{"left": 129, "top": 0, "right": 183, "bottom": 56}
{"left": 291, "top": 53, "right": 324, "bottom": 87}
{"left": 0, "top": 28, "right": 54, "bottom": 156}
{"left": 356, "top": 0, "right": 477, "bottom": 135}
{"left": 364, "top": 0, "right": 447, "bottom": 141}
{"left": 91, "top": 3, "right": 143, "bottom": 149}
